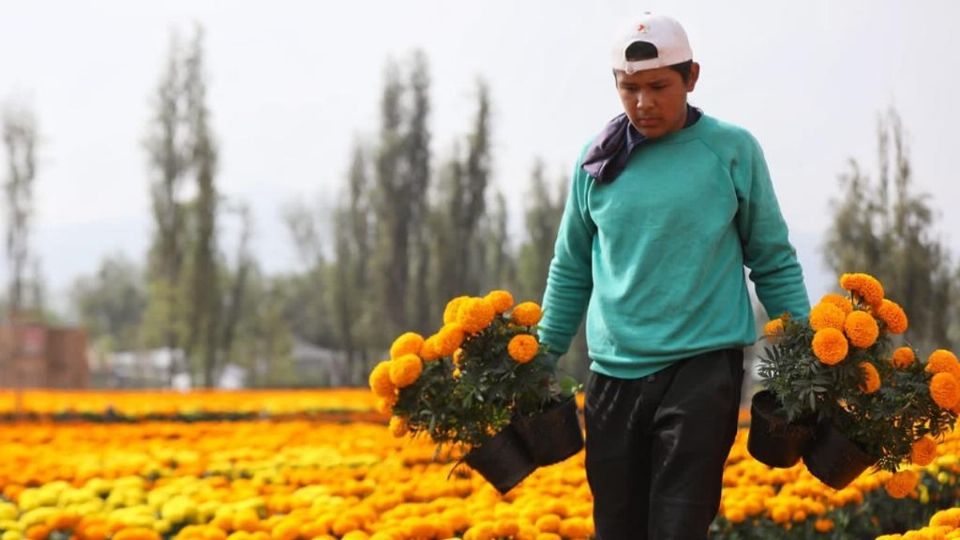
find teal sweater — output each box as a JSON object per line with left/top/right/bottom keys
{"left": 539, "top": 113, "right": 810, "bottom": 379}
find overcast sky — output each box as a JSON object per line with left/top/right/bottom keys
{"left": 2, "top": 0, "right": 959, "bottom": 310}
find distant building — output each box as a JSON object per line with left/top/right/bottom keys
{"left": 0, "top": 322, "right": 90, "bottom": 389}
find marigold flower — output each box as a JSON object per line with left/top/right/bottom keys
{"left": 375, "top": 394, "right": 397, "bottom": 415}
{"left": 389, "top": 354, "right": 423, "bottom": 388}
{"left": 911, "top": 435, "right": 937, "bottom": 466}
{"left": 457, "top": 297, "right": 496, "bottom": 334}
{"left": 884, "top": 469, "right": 918, "bottom": 499}
{"left": 389, "top": 332, "right": 424, "bottom": 360}
{"left": 511, "top": 301, "right": 543, "bottom": 327}
{"left": 388, "top": 416, "right": 408, "bottom": 437}
{"left": 435, "top": 324, "right": 465, "bottom": 357}
{"left": 484, "top": 290, "right": 514, "bottom": 314}
{"left": 368, "top": 361, "right": 396, "bottom": 398}
{"left": 452, "top": 348, "right": 464, "bottom": 366}
{"left": 891, "top": 347, "right": 916, "bottom": 369}
{"left": 811, "top": 328, "right": 849, "bottom": 365}
{"left": 820, "top": 293, "right": 853, "bottom": 314}
{"left": 874, "top": 299, "right": 908, "bottom": 334}
{"left": 419, "top": 336, "right": 441, "bottom": 361}
{"left": 840, "top": 272, "right": 885, "bottom": 307}
{"left": 763, "top": 318, "right": 784, "bottom": 337}
{"left": 858, "top": 361, "right": 880, "bottom": 394}
{"left": 809, "top": 302, "right": 846, "bottom": 331}
{"left": 443, "top": 296, "right": 470, "bottom": 325}
{"left": 925, "top": 350, "right": 960, "bottom": 381}
{"left": 843, "top": 310, "right": 879, "bottom": 348}
{"left": 930, "top": 372, "right": 960, "bottom": 409}
{"left": 814, "top": 519, "right": 834, "bottom": 533}
{"left": 508, "top": 334, "right": 539, "bottom": 364}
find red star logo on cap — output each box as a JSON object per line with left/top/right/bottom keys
{"left": 636, "top": 24, "right": 646, "bottom": 32}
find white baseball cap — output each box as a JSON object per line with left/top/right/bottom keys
{"left": 611, "top": 13, "right": 693, "bottom": 74}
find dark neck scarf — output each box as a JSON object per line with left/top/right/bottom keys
{"left": 582, "top": 104, "right": 702, "bottom": 184}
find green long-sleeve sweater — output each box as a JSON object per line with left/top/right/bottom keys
{"left": 539, "top": 113, "right": 810, "bottom": 379}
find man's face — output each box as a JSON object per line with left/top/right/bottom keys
{"left": 615, "top": 63, "right": 700, "bottom": 139}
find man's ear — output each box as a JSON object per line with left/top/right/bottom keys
{"left": 686, "top": 62, "right": 700, "bottom": 92}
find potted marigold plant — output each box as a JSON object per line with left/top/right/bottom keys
{"left": 367, "top": 290, "right": 583, "bottom": 494}
{"left": 753, "top": 272, "right": 957, "bottom": 492}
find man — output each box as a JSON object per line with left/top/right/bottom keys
{"left": 538, "top": 13, "right": 810, "bottom": 540}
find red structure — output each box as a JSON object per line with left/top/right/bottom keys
{"left": 0, "top": 322, "right": 89, "bottom": 388}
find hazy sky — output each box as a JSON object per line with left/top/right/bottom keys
{"left": 2, "top": 0, "right": 959, "bottom": 309}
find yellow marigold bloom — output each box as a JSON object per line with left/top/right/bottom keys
{"left": 390, "top": 332, "right": 424, "bottom": 360}
{"left": 809, "top": 302, "right": 846, "bottom": 331}
{"left": 457, "top": 297, "right": 496, "bottom": 334}
{"left": 511, "top": 301, "right": 543, "bottom": 327}
{"left": 443, "top": 296, "right": 470, "bottom": 325}
{"left": 388, "top": 416, "right": 408, "bottom": 438}
{"left": 820, "top": 293, "right": 853, "bottom": 314}
{"left": 858, "top": 362, "right": 880, "bottom": 394}
{"left": 420, "top": 336, "right": 441, "bottom": 361}
{"left": 508, "top": 334, "right": 539, "bottom": 364}
{"left": 930, "top": 372, "right": 960, "bottom": 409}
{"left": 892, "top": 347, "right": 916, "bottom": 369}
{"left": 911, "top": 435, "right": 937, "bottom": 466}
{"left": 843, "top": 310, "right": 879, "bottom": 348}
{"left": 389, "top": 354, "right": 423, "bottom": 388}
{"left": 484, "top": 290, "right": 514, "bottom": 314}
{"left": 884, "top": 469, "right": 918, "bottom": 499}
{"left": 814, "top": 519, "right": 834, "bottom": 533}
{"left": 368, "top": 361, "right": 396, "bottom": 398}
{"left": 435, "top": 324, "right": 465, "bottom": 357}
{"left": 452, "top": 348, "right": 464, "bottom": 366}
{"left": 763, "top": 318, "right": 784, "bottom": 337}
{"left": 811, "top": 328, "right": 849, "bottom": 365}
{"left": 839, "top": 273, "right": 884, "bottom": 307}
{"left": 875, "top": 299, "right": 908, "bottom": 334}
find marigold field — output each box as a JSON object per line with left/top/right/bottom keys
{"left": 3, "top": 390, "right": 960, "bottom": 540}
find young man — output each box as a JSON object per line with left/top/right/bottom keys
{"left": 538, "top": 13, "right": 810, "bottom": 540}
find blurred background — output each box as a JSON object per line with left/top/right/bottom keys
{"left": 1, "top": 0, "right": 957, "bottom": 391}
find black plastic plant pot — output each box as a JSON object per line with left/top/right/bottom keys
{"left": 463, "top": 423, "right": 538, "bottom": 494}
{"left": 513, "top": 395, "right": 585, "bottom": 466}
{"left": 802, "top": 420, "right": 877, "bottom": 490}
{"left": 746, "top": 390, "right": 816, "bottom": 468}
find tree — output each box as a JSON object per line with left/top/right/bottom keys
{"left": 2, "top": 101, "right": 39, "bottom": 319}
{"left": 824, "top": 108, "right": 956, "bottom": 352}
{"left": 70, "top": 254, "right": 147, "bottom": 352}
{"left": 517, "top": 159, "right": 567, "bottom": 302}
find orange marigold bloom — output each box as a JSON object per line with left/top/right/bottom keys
{"left": 891, "top": 347, "right": 916, "bottom": 369}
{"left": 820, "top": 292, "right": 853, "bottom": 314}
{"left": 508, "top": 334, "right": 539, "bottom": 364}
{"left": 420, "top": 336, "right": 441, "bottom": 361}
{"left": 452, "top": 348, "right": 464, "bottom": 366}
{"left": 809, "top": 302, "right": 846, "bottom": 331}
{"left": 814, "top": 519, "right": 834, "bottom": 533}
{"left": 930, "top": 372, "right": 960, "bottom": 409}
{"left": 388, "top": 416, "right": 408, "bottom": 437}
{"left": 811, "top": 328, "right": 849, "bottom": 365}
{"left": 389, "top": 354, "right": 423, "bottom": 388}
{"left": 435, "top": 323, "right": 465, "bottom": 357}
{"left": 859, "top": 361, "right": 881, "bottom": 394}
{"left": 911, "top": 435, "right": 938, "bottom": 466}
{"left": 457, "top": 297, "right": 496, "bottom": 334}
{"left": 839, "top": 272, "right": 885, "bottom": 307}
{"left": 484, "top": 290, "right": 515, "bottom": 314}
{"left": 511, "top": 301, "right": 543, "bottom": 327}
{"left": 390, "top": 332, "right": 424, "bottom": 360}
{"left": 925, "top": 350, "right": 960, "bottom": 381}
{"left": 875, "top": 299, "right": 908, "bottom": 334}
{"left": 764, "top": 318, "right": 784, "bottom": 337}
{"left": 843, "top": 310, "right": 879, "bottom": 348}
{"left": 884, "top": 469, "right": 919, "bottom": 499}
{"left": 375, "top": 395, "right": 397, "bottom": 415}
{"left": 368, "top": 361, "right": 396, "bottom": 398}
{"left": 443, "top": 296, "right": 470, "bottom": 325}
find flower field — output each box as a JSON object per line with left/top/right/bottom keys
{"left": 3, "top": 390, "right": 960, "bottom": 539}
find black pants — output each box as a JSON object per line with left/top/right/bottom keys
{"left": 584, "top": 348, "right": 744, "bottom": 540}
